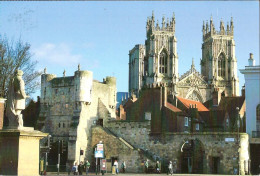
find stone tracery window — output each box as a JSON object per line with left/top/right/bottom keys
{"left": 159, "top": 51, "right": 167, "bottom": 74}
{"left": 218, "top": 53, "right": 226, "bottom": 78}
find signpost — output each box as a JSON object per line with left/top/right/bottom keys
{"left": 95, "top": 142, "right": 104, "bottom": 175}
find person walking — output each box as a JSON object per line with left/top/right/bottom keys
{"left": 114, "top": 160, "right": 119, "bottom": 174}
{"left": 156, "top": 161, "right": 161, "bottom": 174}
{"left": 144, "top": 159, "right": 149, "bottom": 174}
{"left": 168, "top": 161, "right": 173, "bottom": 175}
{"left": 121, "top": 161, "right": 126, "bottom": 173}
{"left": 72, "top": 162, "right": 78, "bottom": 175}
{"left": 67, "top": 163, "right": 72, "bottom": 175}
{"left": 85, "top": 160, "right": 90, "bottom": 176}
{"left": 78, "top": 161, "right": 84, "bottom": 175}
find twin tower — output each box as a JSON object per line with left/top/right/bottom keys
{"left": 129, "top": 12, "right": 239, "bottom": 102}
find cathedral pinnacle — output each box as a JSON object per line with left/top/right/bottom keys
{"left": 162, "top": 16, "right": 165, "bottom": 29}
{"left": 63, "top": 70, "right": 66, "bottom": 77}
{"left": 191, "top": 58, "right": 195, "bottom": 70}
{"left": 202, "top": 21, "right": 205, "bottom": 35}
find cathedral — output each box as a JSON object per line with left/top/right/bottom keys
{"left": 129, "top": 12, "right": 239, "bottom": 103}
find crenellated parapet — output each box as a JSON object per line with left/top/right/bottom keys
{"left": 146, "top": 11, "right": 176, "bottom": 38}
{"left": 203, "top": 16, "right": 234, "bottom": 41}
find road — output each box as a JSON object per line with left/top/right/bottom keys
{"left": 46, "top": 173, "right": 250, "bottom": 176}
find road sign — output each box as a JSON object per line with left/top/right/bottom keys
{"left": 100, "top": 159, "right": 106, "bottom": 171}
{"left": 97, "top": 144, "right": 103, "bottom": 151}
{"left": 95, "top": 150, "right": 104, "bottom": 158}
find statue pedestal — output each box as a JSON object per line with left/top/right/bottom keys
{"left": 0, "top": 129, "right": 48, "bottom": 175}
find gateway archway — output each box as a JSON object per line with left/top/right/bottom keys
{"left": 180, "top": 139, "right": 205, "bottom": 174}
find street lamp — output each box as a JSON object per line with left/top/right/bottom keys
{"left": 236, "top": 107, "right": 240, "bottom": 176}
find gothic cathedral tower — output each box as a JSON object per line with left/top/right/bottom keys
{"left": 201, "top": 17, "right": 239, "bottom": 96}
{"left": 144, "top": 12, "right": 178, "bottom": 86}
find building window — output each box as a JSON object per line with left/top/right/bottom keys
{"left": 184, "top": 117, "right": 189, "bottom": 127}
{"left": 257, "top": 104, "right": 260, "bottom": 131}
{"left": 145, "top": 112, "right": 151, "bottom": 121}
{"left": 226, "top": 118, "right": 229, "bottom": 127}
{"left": 55, "top": 89, "right": 58, "bottom": 94}
{"left": 59, "top": 123, "right": 61, "bottom": 128}
{"left": 196, "top": 123, "right": 199, "bottom": 131}
{"left": 159, "top": 51, "right": 167, "bottom": 74}
{"left": 218, "top": 53, "right": 226, "bottom": 78}
{"left": 63, "top": 123, "right": 65, "bottom": 128}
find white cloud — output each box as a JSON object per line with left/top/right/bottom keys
{"left": 32, "top": 43, "right": 83, "bottom": 67}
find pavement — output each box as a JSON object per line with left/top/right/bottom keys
{"left": 46, "top": 173, "right": 257, "bottom": 176}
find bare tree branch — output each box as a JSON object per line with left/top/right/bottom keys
{"left": 0, "top": 35, "right": 42, "bottom": 98}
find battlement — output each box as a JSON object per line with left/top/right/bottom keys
{"left": 203, "top": 16, "right": 234, "bottom": 41}
{"left": 146, "top": 11, "right": 175, "bottom": 36}
{"left": 103, "top": 76, "right": 116, "bottom": 86}
{"left": 145, "top": 82, "right": 173, "bottom": 89}
{"left": 74, "top": 70, "right": 93, "bottom": 78}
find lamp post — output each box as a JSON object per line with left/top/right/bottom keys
{"left": 236, "top": 107, "right": 240, "bottom": 176}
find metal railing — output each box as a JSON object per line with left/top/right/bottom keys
{"left": 252, "top": 131, "right": 260, "bottom": 138}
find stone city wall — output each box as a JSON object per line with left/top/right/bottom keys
{"left": 105, "top": 120, "right": 249, "bottom": 174}
{"left": 91, "top": 126, "right": 145, "bottom": 173}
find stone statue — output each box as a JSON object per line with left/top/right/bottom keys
{"left": 5, "top": 70, "right": 27, "bottom": 129}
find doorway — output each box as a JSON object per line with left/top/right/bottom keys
{"left": 212, "top": 157, "right": 220, "bottom": 174}
{"left": 181, "top": 139, "right": 204, "bottom": 174}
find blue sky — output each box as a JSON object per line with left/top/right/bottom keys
{"left": 0, "top": 1, "right": 259, "bottom": 99}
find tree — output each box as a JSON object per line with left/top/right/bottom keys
{"left": 0, "top": 36, "right": 42, "bottom": 98}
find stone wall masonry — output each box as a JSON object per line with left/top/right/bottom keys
{"left": 105, "top": 120, "right": 249, "bottom": 174}
{"left": 91, "top": 126, "right": 144, "bottom": 173}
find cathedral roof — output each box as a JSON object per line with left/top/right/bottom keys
{"left": 176, "top": 96, "right": 209, "bottom": 112}
{"left": 178, "top": 60, "right": 206, "bottom": 82}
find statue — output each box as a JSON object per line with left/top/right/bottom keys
{"left": 5, "top": 70, "right": 27, "bottom": 129}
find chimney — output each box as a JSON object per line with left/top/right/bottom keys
{"left": 241, "top": 85, "right": 245, "bottom": 97}
{"left": 0, "top": 98, "right": 6, "bottom": 130}
{"left": 248, "top": 53, "right": 255, "bottom": 66}
{"left": 162, "top": 86, "right": 167, "bottom": 107}
{"left": 212, "top": 88, "right": 220, "bottom": 106}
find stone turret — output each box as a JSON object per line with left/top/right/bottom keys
{"left": 103, "top": 76, "right": 117, "bottom": 109}
{"left": 74, "top": 70, "right": 93, "bottom": 103}
{"left": 41, "top": 72, "right": 56, "bottom": 104}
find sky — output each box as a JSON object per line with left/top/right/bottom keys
{"left": 0, "top": 1, "right": 259, "bottom": 99}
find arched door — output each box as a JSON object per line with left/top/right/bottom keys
{"left": 180, "top": 139, "right": 204, "bottom": 174}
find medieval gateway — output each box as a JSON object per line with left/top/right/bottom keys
{"left": 37, "top": 12, "right": 250, "bottom": 175}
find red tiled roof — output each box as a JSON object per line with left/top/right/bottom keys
{"left": 165, "top": 102, "right": 182, "bottom": 112}
{"left": 176, "top": 96, "right": 209, "bottom": 112}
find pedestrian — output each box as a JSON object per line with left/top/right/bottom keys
{"left": 168, "top": 161, "right": 173, "bottom": 175}
{"left": 156, "top": 161, "right": 161, "bottom": 174}
{"left": 78, "top": 161, "right": 84, "bottom": 175}
{"left": 85, "top": 160, "right": 90, "bottom": 176}
{"left": 121, "top": 161, "right": 126, "bottom": 173}
{"left": 72, "top": 162, "right": 78, "bottom": 175}
{"left": 144, "top": 159, "right": 149, "bottom": 173}
{"left": 67, "top": 163, "right": 72, "bottom": 175}
{"left": 114, "top": 160, "right": 119, "bottom": 174}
